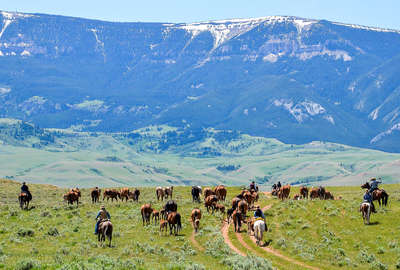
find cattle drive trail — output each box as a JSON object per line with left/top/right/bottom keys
{"left": 221, "top": 221, "right": 246, "bottom": 256}
{"left": 221, "top": 191, "right": 320, "bottom": 270}
{"left": 190, "top": 231, "right": 205, "bottom": 251}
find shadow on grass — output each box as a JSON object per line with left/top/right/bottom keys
{"left": 367, "top": 221, "right": 380, "bottom": 225}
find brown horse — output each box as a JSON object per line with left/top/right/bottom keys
{"left": 167, "top": 212, "right": 182, "bottom": 235}
{"left": 91, "top": 188, "right": 101, "bottom": 203}
{"left": 359, "top": 202, "right": 371, "bottom": 225}
{"left": 238, "top": 200, "right": 248, "bottom": 217}
{"left": 164, "top": 186, "right": 173, "bottom": 199}
{"left": 64, "top": 191, "right": 80, "bottom": 206}
{"left": 129, "top": 189, "right": 140, "bottom": 202}
{"left": 231, "top": 197, "right": 241, "bottom": 209}
{"left": 152, "top": 210, "right": 160, "bottom": 225}
{"left": 361, "top": 182, "right": 389, "bottom": 206}
{"left": 232, "top": 209, "right": 243, "bottom": 232}
{"left": 141, "top": 204, "right": 153, "bottom": 226}
{"left": 324, "top": 191, "right": 334, "bottom": 200}
{"left": 119, "top": 188, "right": 130, "bottom": 202}
{"left": 205, "top": 195, "right": 218, "bottom": 213}
{"left": 191, "top": 208, "right": 201, "bottom": 233}
{"left": 309, "top": 188, "right": 319, "bottom": 200}
{"left": 98, "top": 220, "right": 113, "bottom": 247}
{"left": 215, "top": 185, "right": 227, "bottom": 201}
{"left": 293, "top": 194, "right": 301, "bottom": 200}
{"left": 215, "top": 203, "right": 225, "bottom": 214}
{"left": 159, "top": 219, "right": 168, "bottom": 235}
{"left": 203, "top": 187, "right": 215, "bottom": 199}
{"left": 103, "top": 189, "right": 120, "bottom": 202}
{"left": 278, "top": 185, "right": 291, "bottom": 200}
{"left": 156, "top": 187, "right": 164, "bottom": 201}
{"left": 300, "top": 186, "right": 308, "bottom": 199}
{"left": 18, "top": 193, "right": 31, "bottom": 210}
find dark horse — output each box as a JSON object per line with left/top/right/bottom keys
{"left": 361, "top": 182, "right": 389, "bottom": 206}
{"left": 167, "top": 212, "right": 182, "bottom": 235}
{"left": 18, "top": 192, "right": 31, "bottom": 210}
{"left": 98, "top": 220, "right": 113, "bottom": 247}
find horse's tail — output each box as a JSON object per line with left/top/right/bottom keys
{"left": 383, "top": 192, "right": 389, "bottom": 206}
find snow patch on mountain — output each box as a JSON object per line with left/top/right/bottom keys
{"left": 371, "top": 123, "right": 400, "bottom": 144}
{"left": 369, "top": 107, "right": 380, "bottom": 120}
{"left": 90, "top": 28, "right": 106, "bottom": 62}
{"left": 72, "top": 100, "right": 108, "bottom": 113}
{"left": 273, "top": 99, "right": 333, "bottom": 124}
{"left": 332, "top": 21, "right": 400, "bottom": 34}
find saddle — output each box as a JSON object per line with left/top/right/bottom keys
{"left": 254, "top": 217, "right": 264, "bottom": 222}
{"left": 99, "top": 219, "right": 110, "bottom": 225}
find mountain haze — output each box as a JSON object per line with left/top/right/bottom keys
{"left": 1, "top": 11, "right": 400, "bottom": 151}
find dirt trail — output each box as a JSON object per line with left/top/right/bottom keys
{"left": 190, "top": 230, "right": 205, "bottom": 251}
{"left": 221, "top": 221, "right": 246, "bottom": 256}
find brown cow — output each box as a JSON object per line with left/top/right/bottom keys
{"left": 152, "top": 209, "right": 160, "bottom": 224}
{"left": 141, "top": 204, "right": 153, "bottom": 226}
{"left": 156, "top": 187, "right": 164, "bottom": 201}
{"left": 203, "top": 187, "right": 215, "bottom": 199}
{"left": 120, "top": 188, "right": 130, "bottom": 202}
{"left": 128, "top": 189, "right": 140, "bottom": 202}
{"left": 278, "top": 185, "right": 290, "bottom": 201}
{"left": 205, "top": 195, "right": 218, "bottom": 213}
{"left": 215, "top": 186, "right": 227, "bottom": 201}
{"left": 103, "top": 189, "right": 120, "bottom": 202}
{"left": 243, "top": 191, "right": 256, "bottom": 208}
{"left": 159, "top": 219, "right": 168, "bottom": 235}
{"left": 232, "top": 209, "right": 243, "bottom": 232}
{"left": 300, "top": 186, "right": 308, "bottom": 199}
{"left": 91, "top": 187, "right": 101, "bottom": 203}
{"left": 231, "top": 197, "right": 241, "bottom": 209}
{"left": 191, "top": 208, "right": 202, "bottom": 233}
{"left": 309, "top": 188, "right": 319, "bottom": 200}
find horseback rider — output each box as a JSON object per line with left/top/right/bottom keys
{"left": 272, "top": 183, "right": 277, "bottom": 190}
{"left": 254, "top": 205, "right": 265, "bottom": 223}
{"left": 95, "top": 205, "right": 110, "bottom": 234}
{"left": 21, "top": 182, "right": 32, "bottom": 201}
{"left": 369, "top": 178, "right": 382, "bottom": 194}
{"left": 363, "top": 189, "right": 376, "bottom": 213}
{"left": 277, "top": 181, "right": 282, "bottom": 189}
{"left": 249, "top": 181, "right": 256, "bottom": 191}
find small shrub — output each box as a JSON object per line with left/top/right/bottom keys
{"left": 358, "top": 249, "right": 376, "bottom": 263}
{"left": 389, "top": 241, "right": 398, "bottom": 249}
{"left": 48, "top": 227, "right": 59, "bottom": 236}
{"left": 221, "top": 254, "right": 274, "bottom": 270}
{"left": 370, "top": 260, "right": 388, "bottom": 270}
{"left": 377, "top": 247, "right": 385, "bottom": 254}
{"left": 276, "top": 237, "right": 287, "bottom": 248}
{"left": 15, "top": 259, "right": 40, "bottom": 270}
{"left": 40, "top": 211, "right": 51, "bottom": 217}
{"left": 17, "top": 228, "right": 34, "bottom": 237}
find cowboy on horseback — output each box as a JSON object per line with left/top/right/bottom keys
{"left": 249, "top": 181, "right": 256, "bottom": 191}
{"left": 369, "top": 178, "right": 382, "bottom": 194}
{"left": 95, "top": 205, "right": 110, "bottom": 234}
{"left": 254, "top": 205, "right": 265, "bottom": 222}
{"left": 21, "top": 182, "right": 32, "bottom": 201}
{"left": 363, "top": 189, "right": 376, "bottom": 213}
{"left": 277, "top": 181, "right": 282, "bottom": 189}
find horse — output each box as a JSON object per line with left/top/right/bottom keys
{"left": 191, "top": 186, "right": 201, "bottom": 203}
{"left": 203, "top": 187, "right": 215, "bottom": 199}
{"left": 151, "top": 209, "right": 160, "bottom": 225}
{"left": 128, "top": 189, "right": 140, "bottom": 202}
{"left": 278, "top": 185, "right": 291, "bottom": 200}
{"left": 324, "top": 191, "right": 334, "bottom": 200}
{"left": 205, "top": 195, "right": 218, "bottom": 213}
{"left": 215, "top": 185, "right": 227, "bottom": 201}
{"left": 226, "top": 207, "right": 235, "bottom": 223}
{"left": 64, "top": 191, "right": 80, "bottom": 206}
{"left": 159, "top": 219, "right": 168, "bottom": 235}
{"left": 243, "top": 190, "right": 256, "bottom": 208}
{"left": 91, "top": 188, "right": 101, "bottom": 203}
{"left": 191, "top": 208, "right": 201, "bottom": 233}
{"left": 231, "top": 197, "right": 241, "bottom": 209}
{"left": 309, "top": 188, "right": 319, "bottom": 200}
{"left": 119, "top": 188, "right": 130, "bottom": 202}
{"left": 318, "top": 186, "right": 326, "bottom": 200}
{"left": 164, "top": 200, "right": 178, "bottom": 215}
{"left": 167, "top": 212, "right": 182, "bottom": 235}
{"left": 361, "top": 182, "right": 389, "bottom": 207}
{"left": 360, "top": 202, "right": 371, "bottom": 225}
{"left": 238, "top": 200, "right": 248, "bottom": 217}
{"left": 156, "top": 187, "right": 164, "bottom": 201}
{"left": 164, "top": 186, "right": 173, "bottom": 199}
{"left": 300, "top": 186, "right": 308, "bottom": 199}
{"left": 215, "top": 203, "right": 225, "bottom": 214}
{"left": 18, "top": 193, "right": 31, "bottom": 210}
{"left": 98, "top": 219, "right": 113, "bottom": 247}
{"left": 253, "top": 219, "right": 267, "bottom": 246}
{"left": 71, "top": 188, "right": 81, "bottom": 198}
{"left": 141, "top": 204, "right": 153, "bottom": 226}
{"left": 232, "top": 209, "right": 242, "bottom": 232}
{"left": 103, "top": 189, "right": 120, "bottom": 202}
{"left": 293, "top": 194, "right": 301, "bottom": 200}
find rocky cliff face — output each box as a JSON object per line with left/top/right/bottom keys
{"left": 1, "top": 11, "right": 400, "bottom": 151}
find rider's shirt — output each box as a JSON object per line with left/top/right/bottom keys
{"left": 254, "top": 210, "right": 265, "bottom": 219}
{"left": 370, "top": 180, "right": 381, "bottom": 190}
{"left": 96, "top": 210, "right": 110, "bottom": 220}
{"left": 363, "top": 193, "right": 372, "bottom": 203}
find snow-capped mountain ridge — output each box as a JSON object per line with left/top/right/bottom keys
{"left": 1, "top": 10, "right": 400, "bottom": 152}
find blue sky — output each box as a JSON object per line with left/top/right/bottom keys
{"left": 1, "top": 0, "right": 399, "bottom": 29}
